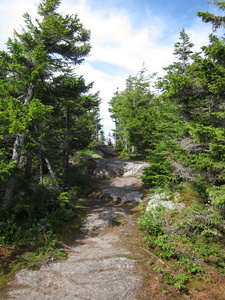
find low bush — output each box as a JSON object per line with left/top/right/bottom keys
{"left": 140, "top": 196, "right": 225, "bottom": 292}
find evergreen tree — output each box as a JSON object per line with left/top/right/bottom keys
{"left": 99, "top": 130, "right": 106, "bottom": 144}
{"left": 109, "top": 67, "right": 183, "bottom": 156}
{"left": 158, "top": 29, "right": 196, "bottom": 122}
{"left": 173, "top": 28, "right": 194, "bottom": 74}
{"left": 109, "top": 67, "right": 156, "bottom": 154}
{"left": 0, "top": 0, "right": 99, "bottom": 210}
{"left": 197, "top": 0, "right": 225, "bottom": 31}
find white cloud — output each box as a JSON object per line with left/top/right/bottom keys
{"left": 75, "top": 62, "right": 126, "bottom": 135}
{"left": 70, "top": 1, "right": 171, "bottom": 73}
{"left": 62, "top": 0, "right": 177, "bottom": 134}
{"left": 0, "top": 0, "right": 39, "bottom": 48}
{"left": 187, "top": 18, "right": 213, "bottom": 52}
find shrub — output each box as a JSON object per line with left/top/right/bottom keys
{"left": 140, "top": 196, "right": 225, "bottom": 290}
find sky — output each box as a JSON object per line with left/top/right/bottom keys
{"left": 0, "top": 0, "right": 220, "bottom": 137}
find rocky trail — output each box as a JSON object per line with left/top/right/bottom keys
{"left": 7, "top": 148, "right": 150, "bottom": 300}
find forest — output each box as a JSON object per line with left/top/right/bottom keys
{"left": 0, "top": 0, "right": 225, "bottom": 297}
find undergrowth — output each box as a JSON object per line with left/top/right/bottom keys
{"left": 139, "top": 188, "right": 225, "bottom": 298}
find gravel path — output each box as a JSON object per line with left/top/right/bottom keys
{"left": 8, "top": 156, "right": 148, "bottom": 300}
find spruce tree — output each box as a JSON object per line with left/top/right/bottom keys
{"left": 173, "top": 28, "right": 194, "bottom": 74}
{"left": 0, "top": 0, "right": 94, "bottom": 209}
{"left": 197, "top": 0, "right": 225, "bottom": 31}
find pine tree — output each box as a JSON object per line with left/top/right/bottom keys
{"left": 109, "top": 67, "right": 156, "bottom": 153}
{"left": 173, "top": 28, "right": 194, "bottom": 74}
{"left": 99, "top": 130, "right": 106, "bottom": 144}
{"left": 0, "top": 0, "right": 94, "bottom": 209}
{"left": 197, "top": 0, "right": 225, "bottom": 31}
{"left": 158, "top": 30, "right": 196, "bottom": 122}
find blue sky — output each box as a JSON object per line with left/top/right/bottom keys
{"left": 0, "top": 0, "right": 219, "bottom": 136}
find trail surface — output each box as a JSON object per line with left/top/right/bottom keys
{"left": 8, "top": 150, "right": 149, "bottom": 300}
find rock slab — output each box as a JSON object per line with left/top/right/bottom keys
{"left": 96, "top": 158, "right": 148, "bottom": 203}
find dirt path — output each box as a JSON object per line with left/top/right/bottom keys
{"left": 8, "top": 155, "right": 149, "bottom": 300}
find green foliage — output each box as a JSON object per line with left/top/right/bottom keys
{"left": 177, "top": 258, "right": 203, "bottom": 274}
{"left": 140, "top": 198, "right": 225, "bottom": 289}
{"left": 142, "top": 161, "right": 174, "bottom": 188}
{"left": 0, "top": 157, "right": 17, "bottom": 179}
{"left": 155, "top": 235, "right": 176, "bottom": 258}
{"left": 109, "top": 67, "right": 158, "bottom": 154}
{"left": 18, "top": 245, "right": 67, "bottom": 269}
{"left": 164, "top": 272, "right": 189, "bottom": 290}
{"left": 0, "top": 0, "right": 100, "bottom": 211}
{"left": 187, "top": 124, "right": 225, "bottom": 143}
{"left": 176, "top": 203, "right": 224, "bottom": 239}
{"left": 142, "top": 146, "right": 175, "bottom": 188}
{"left": 173, "top": 28, "right": 194, "bottom": 73}
{"left": 0, "top": 147, "right": 97, "bottom": 246}
{"left": 207, "top": 185, "right": 225, "bottom": 205}
{"left": 0, "top": 186, "right": 79, "bottom": 246}
{"left": 140, "top": 210, "right": 164, "bottom": 236}
{"left": 197, "top": 0, "right": 225, "bottom": 31}
{"left": 75, "top": 148, "right": 104, "bottom": 159}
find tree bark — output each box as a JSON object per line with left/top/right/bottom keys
{"left": 44, "top": 158, "right": 56, "bottom": 179}
{"left": 39, "top": 158, "right": 43, "bottom": 182}
{"left": 24, "top": 152, "right": 32, "bottom": 179}
{"left": 32, "top": 122, "right": 57, "bottom": 181}
{"left": 2, "top": 84, "right": 34, "bottom": 210}
{"left": 62, "top": 106, "right": 70, "bottom": 176}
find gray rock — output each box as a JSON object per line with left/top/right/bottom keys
{"left": 122, "top": 191, "right": 143, "bottom": 203}
{"left": 9, "top": 257, "right": 139, "bottom": 300}
{"left": 96, "top": 158, "right": 147, "bottom": 204}
{"left": 123, "top": 162, "right": 149, "bottom": 177}
{"left": 94, "top": 158, "right": 148, "bottom": 179}
{"left": 99, "top": 187, "right": 142, "bottom": 204}
{"left": 80, "top": 206, "right": 127, "bottom": 233}
{"left": 146, "top": 193, "right": 185, "bottom": 212}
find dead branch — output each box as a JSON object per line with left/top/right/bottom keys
{"left": 141, "top": 247, "right": 165, "bottom": 265}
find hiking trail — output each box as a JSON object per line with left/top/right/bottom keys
{"left": 8, "top": 147, "right": 149, "bottom": 300}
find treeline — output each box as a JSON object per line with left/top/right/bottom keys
{"left": 0, "top": 0, "right": 101, "bottom": 244}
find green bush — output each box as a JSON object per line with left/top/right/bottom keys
{"left": 142, "top": 161, "right": 174, "bottom": 187}
{"left": 207, "top": 185, "right": 225, "bottom": 206}
{"left": 142, "top": 144, "right": 177, "bottom": 188}
{"left": 140, "top": 209, "right": 164, "bottom": 236}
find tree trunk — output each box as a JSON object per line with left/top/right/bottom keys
{"left": 44, "top": 158, "right": 56, "bottom": 179}
{"left": 38, "top": 157, "right": 56, "bottom": 182}
{"left": 2, "top": 133, "right": 26, "bottom": 210}
{"left": 2, "top": 84, "right": 34, "bottom": 210}
{"left": 24, "top": 152, "right": 32, "bottom": 179}
{"left": 63, "top": 106, "right": 70, "bottom": 176}
{"left": 2, "top": 177, "right": 17, "bottom": 210}
{"left": 39, "top": 158, "right": 43, "bottom": 182}
{"left": 32, "top": 122, "right": 56, "bottom": 181}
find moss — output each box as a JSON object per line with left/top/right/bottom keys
{"left": 176, "top": 182, "right": 206, "bottom": 206}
